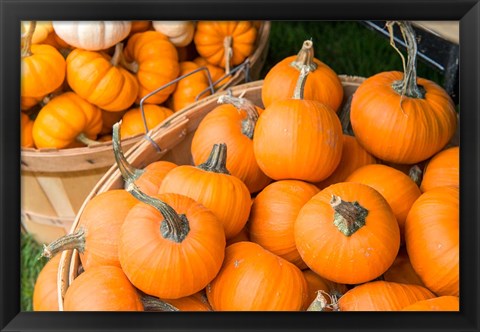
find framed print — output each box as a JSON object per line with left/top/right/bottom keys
{"left": 1, "top": 0, "right": 479, "bottom": 331}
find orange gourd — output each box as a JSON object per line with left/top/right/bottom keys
{"left": 32, "top": 254, "right": 61, "bottom": 311}
{"left": 170, "top": 61, "right": 212, "bottom": 112}
{"left": 41, "top": 189, "right": 139, "bottom": 270}
{"left": 21, "top": 113, "right": 35, "bottom": 148}
{"left": 405, "top": 186, "right": 459, "bottom": 296}
{"left": 295, "top": 182, "right": 400, "bottom": 285}
{"left": 315, "top": 134, "right": 377, "bottom": 189}
{"left": 63, "top": 266, "right": 144, "bottom": 311}
{"left": 123, "top": 31, "right": 179, "bottom": 104}
{"left": 350, "top": 21, "right": 457, "bottom": 164}
{"left": 248, "top": 179, "right": 319, "bottom": 269}
{"left": 402, "top": 296, "right": 459, "bottom": 311}
{"left": 118, "top": 188, "right": 226, "bottom": 299}
{"left": 191, "top": 94, "right": 271, "bottom": 193}
{"left": 253, "top": 66, "right": 343, "bottom": 182}
{"left": 159, "top": 143, "right": 251, "bottom": 240}
{"left": 383, "top": 246, "right": 425, "bottom": 287}
{"left": 262, "top": 40, "right": 344, "bottom": 112}
{"left": 66, "top": 43, "right": 138, "bottom": 112}
{"left": 337, "top": 280, "right": 435, "bottom": 311}
{"left": 420, "top": 146, "right": 459, "bottom": 192}
{"left": 32, "top": 92, "right": 103, "bottom": 149}
{"left": 345, "top": 164, "right": 422, "bottom": 243}
{"left": 120, "top": 104, "right": 174, "bottom": 138}
{"left": 21, "top": 21, "right": 66, "bottom": 99}
{"left": 194, "top": 21, "right": 257, "bottom": 73}
{"left": 207, "top": 241, "right": 307, "bottom": 311}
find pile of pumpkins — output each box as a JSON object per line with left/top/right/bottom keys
{"left": 33, "top": 21, "right": 459, "bottom": 312}
{"left": 20, "top": 20, "right": 261, "bottom": 149}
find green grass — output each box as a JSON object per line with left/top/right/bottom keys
{"left": 19, "top": 20, "right": 446, "bottom": 312}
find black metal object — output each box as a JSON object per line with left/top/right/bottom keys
{"left": 362, "top": 20, "right": 459, "bottom": 104}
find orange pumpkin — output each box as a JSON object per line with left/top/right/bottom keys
{"left": 21, "top": 113, "right": 35, "bottom": 148}
{"left": 345, "top": 164, "right": 422, "bottom": 243}
{"left": 21, "top": 21, "right": 66, "bottom": 99}
{"left": 194, "top": 21, "right": 257, "bottom": 72}
{"left": 315, "top": 134, "right": 377, "bottom": 189}
{"left": 383, "top": 246, "right": 425, "bottom": 287}
{"left": 207, "top": 241, "right": 307, "bottom": 311}
{"left": 32, "top": 92, "right": 103, "bottom": 149}
{"left": 120, "top": 104, "right": 174, "bottom": 138}
{"left": 402, "top": 296, "right": 459, "bottom": 311}
{"left": 193, "top": 56, "right": 230, "bottom": 88}
{"left": 130, "top": 21, "right": 152, "bottom": 35}
{"left": 262, "top": 40, "right": 344, "bottom": 112}
{"left": 63, "top": 265, "right": 144, "bottom": 311}
{"left": 253, "top": 67, "right": 343, "bottom": 182}
{"left": 337, "top": 280, "right": 435, "bottom": 311}
{"left": 248, "top": 179, "right": 319, "bottom": 269}
{"left": 170, "top": 61, "right": 212, "bottom": 112}
{"left": 405, "top": 186, "right": 459, "bottom": 296}
{"left": 118, "top": 188, "right": 226, "bottom": 299}
{"left": 420, "top": 146, "right": 459, "bottom": 192}
{"left": 350, "top": 22, "right": 457, "bottom": 164}
{"left": 32, "top": 254, "right": 61, "bottom": 311}
{"left": 295, "top": 182, "right": 400, "bottom": 285}
{"left": 123, "top": 31, "right": 179, "bottom": 104}
{"left": 66, "top": 43, "right": 139, "bottom": 112}
{"left": 159, "top": 143, "right": 252, "bottom": 240}
{"left": 41, "top": 189, "right": 139, "bottom": 270}
{"left": 191, "top": 94, "right": 271, "bottom": 193}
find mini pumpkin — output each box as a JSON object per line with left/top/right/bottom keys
{"left": 401, "top": 296, "right": 459, "bottom": 311}
{"left": 120, "top": 104, "right": 174, "bottom": 138}
{"left": 420, "top": 146, "right": 459, "bottom": 192}
{"left": 152, "top": 21, "right": 195, "bottom": 47}
{"left": 32, "top": 254, "right": 61, "bottom": 311}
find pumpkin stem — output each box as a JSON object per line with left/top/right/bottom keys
{"left": 21, "top": 21, "right": 36, "bottom": 57}
{"left": 307, "top": 290, "right": 329, "bottom": 311}
{"left": 408, "top": 164, "right": 423, "bottom": 187}
{"left": 223, "top": 35, "right": 233, "bottom": 74}
{"left": 40, "top": 228, "right": 86, "bottom": 259}
{"left": 76, "top": 133, "right": 100, "bottom": 146}
{"left": 126, "top": 182, "right": 190, "bottom": 243}
{"left": 217, "top": 94, "right": 259, "bottom": 139}
{"left": 141, "top": 294, "right": 180, "bottom": 312}
{"left": 112, "top": 43, "right": 139, "bottom": 73}
{"left": 292, "top": 66, "right": 311, "bottom": 100}
{"left": 290, "top": 40, "right": 318, "bottom": 72}
{"left": 112, "top": 121, "right": 145, "bottom": 185}
{"left": 197, "top": 143, "right": 230, "bottom": 174}
{"left": 387, "top": 21, "right": 425, "bottom": 99}
{"left": 330, "top": 195, "right": 368, "bottom": 236}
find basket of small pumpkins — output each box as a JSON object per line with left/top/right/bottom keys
{"left": 20, "top": 20, "right": 271, "bottom": 244}
{"left": 33, "top": 21, "right": 459, "bottom": 312}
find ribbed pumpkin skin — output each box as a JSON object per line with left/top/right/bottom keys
{"left": 33, "top": 254, "right": 61, "bottom": 311}
{"left": 338, "top": 281, "right": 435, "bottom": 311}
{"left": 402, "top": 296, "right": 459, "bottom": 311}
{"left": 295, "top": 182, "right": 400, "bottom": 285}
{"left": 78, "top": 189, "right": 139, "bottom": 270}
{"left": 420, "top": 146, "right": 459, "bottom": 192}
{"left": 66, "top": 48, "right": 138, "bottom": 112}
{"left": 170, "top": 61, "right": 212, "bottom": 112}
{"left": 405, "top": 186, "right": 459, "bottom": 296}
{"left": 119, "top": 193, "right": 226, "bottom": 299}
{"left": 191, "top": 103, "right": 271, "bottom": 194}
{"left": 350, "top": 71, "right": 457, "bottom": 164}
{"left": 159, "top": 165, "right": 252, "bottom": 240}
{"left": 383, "top": 246, "right": 425, "bottom": 287}
{"left": 21, "top": 21, "right": 53, "bottom": 44}
{"left": 262, "top": 56, "right": 343, "bottom": 112}
{"left": 249, "top": 180, "right": 319, "bottom": 269}
{"left": 63, "top": 266, "right": 144, "bottom": 311}
{"left": 124, "top": 31, "right": 179, "bottom": 104}
{"left": 316, "top": 135, "right": 377, "bottom": 189}
{"left": 345, "top": 164, "right": 422, "bottom": 243}
{"left": 130, "top": 161, "right": 177, "bottom": 196}
{"left": 120, "top": 104, "right": 174, "bottom": 139}
{"left": 207, "top": 242, "right": 307, "bottom": 311}
{"left": 32, "top": 92, "right": 103, "bottom": 149}
{"left": 194, "top": 21, "right": 257, "bottom": 68}
{"left": 21, "top": 44, "right": 66, "bottom": 98}
{"left": 253, "top": 99, "right": 343, "bottom": 182}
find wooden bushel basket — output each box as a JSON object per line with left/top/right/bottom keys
{"left": 55, "top": 76, "right": 366, "bottom": 310}
{"left": 20, "top": 21, "right": 271, "bottom": 244}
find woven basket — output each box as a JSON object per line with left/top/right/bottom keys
{"left": 55, "top": 76, "right": 366, "bottom": 310}
{"left": 21, "top": 21, "right": 271, "bottom": 244}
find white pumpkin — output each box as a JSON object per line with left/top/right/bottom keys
{"left": 21, "top": 21, "right": 53, "bottom": 44}
{"left": 52, "top": 21, "right": 132, "bottom": 51}
{"left": 152, "top": 21, "right": 195, "bottom": 47}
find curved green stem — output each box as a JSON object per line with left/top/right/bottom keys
{"left": 223, "top": 35, "right": 233, "bottom": 74}
{"left": 112, "top": 43, "right": 139, "bottom": 72}
{"left": 290, "top": 40, "right": 318, "bottom": 72}
{"left": 330, "top": 195, "right": 368, "bottom": 237}
{"left": 21, "top": 21, "right": 36, "bottom": 57}
{"left": 217, "top": 94, "right": 259, "bottom": 139}
{"left": 197, "top": 143, "right": 230, "bottom": 174}
{"left": 409, "top": 165, "right": 423, "bottom": 187}
{"left": 40, "top": 228, "right": 86, "bottom": 259}
{"left": 112, "top": 121, "right": 145, "bottom": 185}
{"left": 76, "top": 133, "right": 100, "bottom": 146}
{"left": 141, "top": 294, "right": 179, "bottom": 312}
{"left": 292, "top": 66, "right": 311, "bottom": 100}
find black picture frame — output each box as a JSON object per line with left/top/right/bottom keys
{"left": 1, "top": 0, "right": 479, "bottom": 331}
